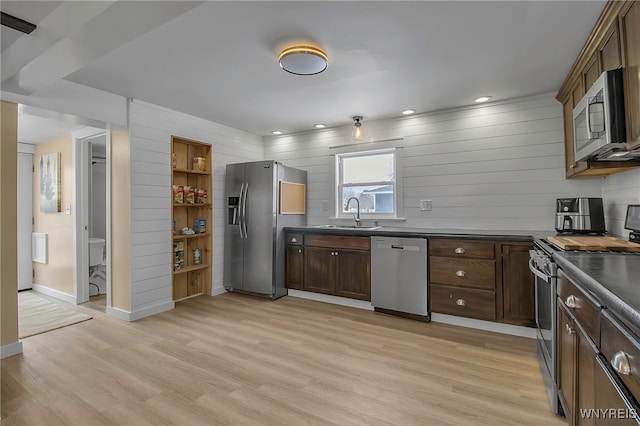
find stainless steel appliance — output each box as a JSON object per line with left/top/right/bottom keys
{"left": 555, "top": 197, "right": 605, "bottom": 234}
{"left": 625, "top": 205, "right": 640, "bottom": 243}
{"left": 224, "top": 161, "right": 306, "bottom": 299}
{"left": 573, "top": 69, "right": 628, "bottom": 161}
{"left": 530, "top": 239, "right": 561, "bottom": 415}
{"left": 371, "top": 236, "right": 429, "bottom": 321}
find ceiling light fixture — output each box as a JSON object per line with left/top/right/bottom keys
{"left": 474, "top": 96, "right": 493, "bottom": 103}
{"left": 278, "top": 45, "right": 328, "bottom": 76}
{"left": 271, "top": 130, "right": 283, "bottom": 135}
{"left": 314, "top": 124, "right": 326, "bottom": 129}
{"left": 402, "top": 109, "right": 416, "bottom": 115}
{"left": 351, "top": 116, "right": 364, "bottom": 143}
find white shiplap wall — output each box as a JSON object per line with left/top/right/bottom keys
{"left": 128, "top": 100, "right": 263, "bottom": 315}
{"left": 264, "top": 93, "right": 603, "bottom": 231}
{"left": 603, "top": 168, "right": 640, "bottom": 238}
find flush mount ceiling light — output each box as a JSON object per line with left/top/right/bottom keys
{"left": 474, "top": 96, "right": 493, "bottom": 103}
{"left": 351, "top": 116, "right": 364, "bottom": 143}
{"left": 271, "top": 130, "right": 283, "bottom": 135}
{"left": 278, "top": 45, "right": 328, "bottom": 75}
{"left": 402, "top": 109, "right": 416, "bottom": 115}
{"left": 314, "top": 124, "right": 326, "bottom": 129}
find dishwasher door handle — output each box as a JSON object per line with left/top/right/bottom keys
{"left": 376, "top": 243, "right": 421, "bottom": 252}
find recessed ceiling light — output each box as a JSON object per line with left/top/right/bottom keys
{"left": 474, "top": 96, "right": 493, "bottom": 103}
{"left": 271, "top": 130, "right": 283, "bottom": 135}
{"left": 314, "top": 124, "right": 326, "bottom": 129}
{"left": 402, "top": 109, "right": 416, "bottom": 115}
{"left": 278, "top": 45, "right": 328, "bottom": 76}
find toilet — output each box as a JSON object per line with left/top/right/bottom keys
{"left": 88, "top": 238, "right": 106, "bottom": 296}
{"left": 89, "top": 238, "right": 105, "bottom": 266}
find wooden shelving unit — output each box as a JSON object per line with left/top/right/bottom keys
{"left": 171, "top": 136, "right": 212, "bottom": 301}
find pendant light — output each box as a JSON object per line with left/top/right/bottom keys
{"left": 351, "top": 116, "right": 364, "bottom": 143}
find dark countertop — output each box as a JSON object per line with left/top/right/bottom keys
{"left": 554, "top": 251, "right": 640, "bottom": 335}
{"left": 284, "top": 225, "right": 553, "bottom": 242}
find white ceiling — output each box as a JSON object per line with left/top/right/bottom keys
{"left": 2, "top": 1, "right": 606, "bottom": 137}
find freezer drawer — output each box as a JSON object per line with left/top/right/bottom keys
{"left": 371, "top": 236, "right": 428, "bottom": 317}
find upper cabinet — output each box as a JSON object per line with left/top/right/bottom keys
{"left": 556, "top": 0, "right": 640, "bottom": 178}
{"left": 621, "top": 1, "right": 640, "bottom": 150}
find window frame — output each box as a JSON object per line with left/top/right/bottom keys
{"left": 334, "top": 147, "right": 403, "bottom": 220}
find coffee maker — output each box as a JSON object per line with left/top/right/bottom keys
{"left": 556, "top": 198, "right": 605, "bottom": 234}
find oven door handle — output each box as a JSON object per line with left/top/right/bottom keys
{"left": 529, "top": 259, "right": 551, "bottom": 283}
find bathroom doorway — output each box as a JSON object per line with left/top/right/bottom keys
{"left": 73, "top": 128, "right": 110, "bottom": 312}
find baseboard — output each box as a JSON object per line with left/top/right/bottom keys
{"left": 211, "top": 286, "right": 226, "bottom": 296}
{"left": 33, "top": 284, "right": 76, "bottom": 304}
{"left": 107, "top": 301, "right": 175, "bottom": 322}
{"left": 0, "top": 341, "right": 23, "bottom": 359}
{"left": 430, "top": 313, "right": 537, "bottom": 339}
{"left": 106, "top": 306, "right": 132, "bottom": 321}
{"left": 287, "top": 290, "right": 374, "bottom": 311}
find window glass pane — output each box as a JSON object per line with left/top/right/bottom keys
{"left": 342, "top": 153, "right": 394, "bottom": 184}
{"left": 341, "top": 185, "right": 394, "bottom": 214}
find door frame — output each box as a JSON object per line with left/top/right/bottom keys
{"left": 72, "top": 127, "right": 108, "bottom": 304}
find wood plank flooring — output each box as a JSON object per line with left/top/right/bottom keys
{"left": 1, "top": 293, "right": 565, "bottom": 425}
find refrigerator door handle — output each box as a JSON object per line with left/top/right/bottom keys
{"left": 242, "top": 183, "right": 249, "bottom": 238}
{"left": 238, "top": 183, "right": 245, "bottom": 239}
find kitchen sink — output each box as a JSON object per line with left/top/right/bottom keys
{"left": 314, "top": 224, "right": 382, "bottom": 230}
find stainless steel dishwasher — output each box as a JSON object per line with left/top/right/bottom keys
{"left": 371, "top": 236, "right": 429, "bottom": 321}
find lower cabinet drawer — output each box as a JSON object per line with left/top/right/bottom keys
{"left": 600, "top": 310, "right": 640, "bottom": 403}
{"left": 430, "top": 257, "right": 496, "bottom": 290}
{"left": 431, "top": 284, "right": 496, "bottom": 321}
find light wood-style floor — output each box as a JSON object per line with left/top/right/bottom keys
{"left": 1, "top": 293, "right": 566, "bottom": 425}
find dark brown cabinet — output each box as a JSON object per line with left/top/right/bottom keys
{"left": 594, "top": 356, "right": 639, "bottom": 425}
{"left": 304, "top": 247, "right": 336, "bottom": 295}
{"left": 558, "top": 301, "right": 576, "bottom": 424}
{"left": 621, "top": 1, "right": 640, "bottom": 151}
{"left": 286, "top": 232, "right": 371, "bottom": 301}
{"left": 577, "top": 323, "right": 597, "bottom": 426}
{"left": 335, "top": 249, "right": 370, "bottom": 301}
{"left": 557, "top": 1, "right": 640, "bottom": 178}
{"left": 501, "top": 243, "right": 535, "bottom": 327}
{"left": 285, "top": 246, "right": 304, "bottom": 290}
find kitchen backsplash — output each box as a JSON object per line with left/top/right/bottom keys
{"left": 603, "top": 168, "right": 640, "bottom": 238}
{"left": 264, "top": 93, "right": 602, "bottom": 231}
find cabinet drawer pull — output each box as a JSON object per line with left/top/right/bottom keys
{"left": 456, "top": 270, "right": 465, "bottom": 277}
{"left": 456, "top": 299, "right": 466, "bottom": 306}
{"left": 331, "top": 252, "right": 335, "bottom": 256}
{"left": 570, "top": 164, "right": 576, "bottom": 169}
{"left": 291, "top": 237, "right": 298, "bottom": 243}
{"left": 298, "top": 249, "right": 302, "bottom": 253}
{"left": 565, "top": 295, "right": 578, "bottom": 308}
{"left": 454, "top": 247, "right": 466, "bottom": 254}
{"left": 611, "top": 351, "right": 632, "bottom": 375}
{"left": 565, "top": 324, "right": 575, "bottom": 334}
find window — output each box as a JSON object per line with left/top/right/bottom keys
{"left": 336, "top": 148, "right": 401, "bottom": 218}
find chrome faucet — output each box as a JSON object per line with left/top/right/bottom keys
{"left": 345, "top": 197, "right": 361, "bottom": 227}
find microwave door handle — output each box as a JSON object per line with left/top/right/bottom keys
{"left": 586, "top": 99, "right": 593, "bottom": 138}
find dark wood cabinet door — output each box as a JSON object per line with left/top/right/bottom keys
{"left": 558, "top": 300, "right": 576, "bottom": 424}
{"left": 335, "top": 249, "right": 370, "bottom": 301}
{"left": 285, "top": 246, "right": 304, "bottom": 290}
{"left": 577, "top": 323, "right": 597, "bottom": 426}
{"left": 594, "top": 356, "right": 639, "bottom": 426}
{"left": 501, "top": 244, "right": 534, "bottom": 327}
{"left": 304, "top": 246, "right": 335, "bottom": 295}
{"left": 584, "top": 52, "right": 600, "bottom": 90}
{"left": 599, "top": 22, "right": 621, "bottom": 72}
{"left": 621, "top": 1, "right": 640, "bottom": 150}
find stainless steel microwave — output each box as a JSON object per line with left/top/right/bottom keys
{"left": 573, "top": 69, "right": 626, "bottom": 161}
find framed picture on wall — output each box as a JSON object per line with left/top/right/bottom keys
{"left": 40, "top": 152, "right": 61, "bottom": 213}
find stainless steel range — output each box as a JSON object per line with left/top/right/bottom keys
{"left": 529, "top": 238, "right": 561, "bottom": 415}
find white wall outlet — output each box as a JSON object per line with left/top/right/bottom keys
{"left": 420, "top": 200, "right": 432, "bottom": 211}
{"left": 65, "top": 204, "right": 71, "bottom": 215}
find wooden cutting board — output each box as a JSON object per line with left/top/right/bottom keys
{"left": 547, "top": 236, "right": 640, "bottom": 252}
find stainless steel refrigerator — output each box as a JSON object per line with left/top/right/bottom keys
{"left": 224, "top": 161, "right": 307, "bottom": 299}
